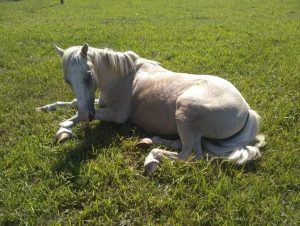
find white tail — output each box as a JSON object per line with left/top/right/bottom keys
{"left": 202, "top": 109, "right": 266, "bottom": 165}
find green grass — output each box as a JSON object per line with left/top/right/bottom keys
{"left": 0, "top": 0, "right": 299, "bottom": 225}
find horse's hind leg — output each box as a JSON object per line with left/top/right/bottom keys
{"left": 143, "top": 125, "right": 202, "bottom": 174}
{"left": 144, "top": 148, "right": 178, "bottom": 175}
{"left": 137, "top": 136, "right": 181, "bottom": 150}
{"left": 176, "top": 119, "right": 203, "bottom": 160}
{"left": 140, "top": 137, "right": 181, "bottom": 174}
{"left": 152, "top": 137, "right": 182, "bottom": 149}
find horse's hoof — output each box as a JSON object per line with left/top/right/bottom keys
{"left": 57, "top": 132, "right": 72, "bottom": 143}
{"left": 144, "top": 152, "right": 160, "bottom": 175}
{"left": 56, "top": 127, "right": 73, "bottom": 143}
{"left": 35, "top": 107, "right": 44, "bottom": 112}
{"left": 144, "top": 161, "right": 159, "bottom": 175}
{"left": 136, "top": 138, "right": 153, "bottom": 149}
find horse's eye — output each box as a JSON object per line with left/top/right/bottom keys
{"left": 86, "top": 71, "right": 92, "bottom": 81}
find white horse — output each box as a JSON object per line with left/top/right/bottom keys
{"left": 37, "top": 44, "right": 265, "bottom": 174}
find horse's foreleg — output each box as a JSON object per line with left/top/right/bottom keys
{"left": 56, "top": 113, "right": 80, "bottom": 143}
{"left": 36, "top": 98, "right": 105, "bottom": 143}
{"left": 144, "top": 148, "right": 179, "bottom": 175}
{"left": 36, "top": 98, "right": 102, "bottom": 112}
{"left": 93, "top": 107, "right": 128, "bottom": 124}
{"left": 36, "top": 99, "right": 78, "bottom": 112}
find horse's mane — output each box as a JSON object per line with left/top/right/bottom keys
{"left": 63, "top": 46, "right": 160, "bottom": 78}
{"left": 92, "top": 48, "right": 140, "bottom": 77}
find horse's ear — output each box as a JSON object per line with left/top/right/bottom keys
{"left": 81, "top": 43, "right": 89, "bottom": 57}
{"left": 53, "top": 44, "right": 65, "bottom": 57}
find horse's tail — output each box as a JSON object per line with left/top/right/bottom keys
{"left": 202, "top": 109, "right": 266, "bottom": 165}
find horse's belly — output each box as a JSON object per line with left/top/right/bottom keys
{"left": 130, "top": 102, "right": 178, "bottom": 135}
{"left": 130, "top": 73, "right": 193, "bottom": 135}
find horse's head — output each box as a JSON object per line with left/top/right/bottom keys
{"left": 54, "top": 44, "right": 97, "bottom": 121}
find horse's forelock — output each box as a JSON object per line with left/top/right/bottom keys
{"left": 62, "top": 47, "right": 92, "bottom": 71}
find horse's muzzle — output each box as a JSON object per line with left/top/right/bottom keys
{"left": 78, "top": 108, "right": 95, "bottom": 122}
{"left": 77, "top": 98, "right": 95, "bottom": 122}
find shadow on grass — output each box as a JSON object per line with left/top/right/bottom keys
{"left": 53, "top": 121, "right": 142, "bottom": 182}
{"left": 53, "top": 119, "right": 263, "bottom": 184}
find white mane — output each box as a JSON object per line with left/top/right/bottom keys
{"left": 92, "top": 48, "right": 161, "bottom": 76}
{"left": 91, "top": 48, "right": 139, "bottom": 77}
{"left": 63, "top": 46, "right": 160, "bottom": 79}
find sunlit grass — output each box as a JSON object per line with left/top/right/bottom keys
{"left": 0, "top": 0, "right": 299, "bottom": 224}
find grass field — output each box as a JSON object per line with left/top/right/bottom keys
{"left": 0, "top": 0, "right": 299, "bottom": 225}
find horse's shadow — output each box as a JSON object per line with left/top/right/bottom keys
{"left": 53, "top": 121, "right": 261, "bottom": 182}
{"left": 53, "top": 121, "right": 142, "bottom": 182}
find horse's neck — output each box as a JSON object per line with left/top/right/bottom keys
{"left": 96, "top": 65, "right": 123, "bottom": 90}
{"left": 89, "top": 50, "right": 117, "bottom": 89}
{"left": 98, "top": 66, "right": 135, "bottom": 107}
{"left": 91, "top": 48, "right": 140, "bottom": 90}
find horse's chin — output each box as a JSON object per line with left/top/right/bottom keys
{"left": 78, "top": 108, "right": 95, "bottom": 122}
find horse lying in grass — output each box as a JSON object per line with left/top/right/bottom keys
{"left": 37, "top": 44, "right": 266, "bottom": 174}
